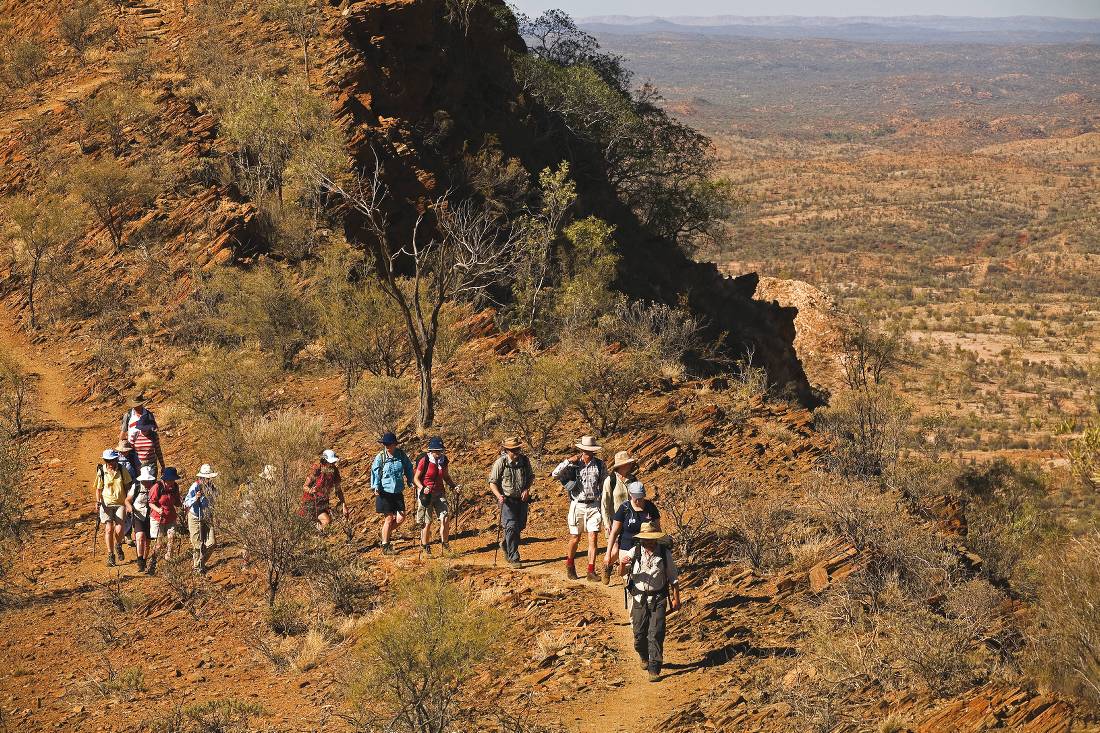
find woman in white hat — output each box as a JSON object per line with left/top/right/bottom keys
{"left": 552, "top": 436, "right": 608, "bottom": 582}
{"left": 600, "top": 451, "right": 639, "bottom": 583}
{"left": 302, "top": 449, "right": 347, "bottom": 531}
{"left": 620, "top": 521, "right": 681, "bottom": 682}
{"left": 124, "top": 466, "right": 158, "bottom": 573}
{"left": 183, "top": 464, "right": 218, "bottom": 575}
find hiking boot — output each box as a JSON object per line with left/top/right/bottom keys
{"left": 381, "top": 543, "right": 394, "bottom": 556}
{"left": 136, "top": 557, "right": 146, "bottom": 573}
{"left": 422, "top": 544, "right": 433, "bottom": 557}
{"left": 441, "top": 542, "right": 452, "bottom": 555}
{"left": 566, "top": 565, "right": 579, "bottom": 580}
{"left": 586, "top": 570, "right": 598, "bottom": 582}
{"left": 116, "top": 545, "right": 125, "bottom": 561}
{"left": 640, "top": 658, "right": 650, "bottom": 671}
{"left": 603, "top": 565, "right": 613, "bottom": 585}
{"left": 508, "top": 559, "right": 523, "bottom": 569}
{"left": 106, "top": 553, "right": 116, "bottom": 568}
{"left": 146, "top": 556, "right": 157, "bottom": 576}
{"left": 648, "top": 670, "right": 660, "bottom": 682}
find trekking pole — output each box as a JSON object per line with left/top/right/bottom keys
{"left": 91, "top": 507, "right": 101, "bottom": 558}
{"left": 493, "top": 498, "right": 502, "bottom": 567}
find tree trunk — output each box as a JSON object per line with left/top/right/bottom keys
{"left": 417, "top": 355, "right": 434, "bottom": 429}
{"left": 267, "top": 566, "right": 279, "bottom": 607}
{"left": 27, "top": 268, "right": 38, "bottom": 330}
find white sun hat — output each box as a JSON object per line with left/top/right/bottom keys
{"left": 102, "top": 449, "right": 119, "bottom": 461}
{"left": 322, "top": 449, "right": 339, "bottom": 465}
{"left": 137, "top": 466, "right": 157, "bottom": 483}
{"left": 196, "top": 464, "right": 219, "bottom": 479}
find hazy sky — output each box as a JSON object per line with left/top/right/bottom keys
{"left": 509, "top": 0, "right": 1100, "bottom": 18}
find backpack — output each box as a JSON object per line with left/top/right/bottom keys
{"left": 629, "top": 543, "right": 672, "bottom": 598}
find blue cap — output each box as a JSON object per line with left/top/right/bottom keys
{"left": 161, "top": 467, "right": 180, "bottom": 482}
{"left": 427, "top": 437, "right": 445, "bottom": 451}
{"left": 379, "top": 432, "right": 398, "bottom": 446}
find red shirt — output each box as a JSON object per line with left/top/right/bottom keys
{"left": 303, "top": 463, "right": 340, "bottom": 501}
{"left": 149, "top": 481, "right": 180, "bottom": 525}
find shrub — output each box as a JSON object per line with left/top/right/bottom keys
{"left": 58, "top": 1, "right": 102, "bottom": 58}
{"left": 346, "top": 567, "right": 505, "bottom": 733}
{"left": 212, "top": 263, "right": 317, "bottom": 369}
{"left": 1031, "top": 532, "right": 1100, "bottom": 712}
{"left": 0, "top": 39, "right": 48, "bottom": 89}
{"left": 292, "top": 629, "right": 327, "bottom": 672}
{"left": 267, "top": 598, "right": 308, "bottom": 636}
{"left": 1, "top": 194, "right": 82, "bottom": 329}
{"left": 349, "top": 375, "right": 415, "bottom": 439}
{"left": 113, "top": 45, "right": 155, "bottom": 85}
{"left": 221, "top": 410, "right": 323, "bottom": 606}
{"left": 565, "top": 340, "right": 651, "bottom": 435}
{"left": 483, "top": 349, "right": 576, "bottom": 459}
{"left": 80, "top": 83, "right": 154, "bottom": 157}
{"left": 721, "top": 487, "right": 791, "bottom": 572}
{"left": 150, "top": 699, "right": 264, "bottom": 733}
{"left": 1069, "top": 421, "right": 1100, "bottom": 491}
{"left": 0, "top": 431, "right": 24, "bottom": 602}
{"left": 598, "top": 299, "right": 718, "bottom": 373}
{"left": 815, "top": 384, "right": 911, "bottom": 477}
{"left": 660, "top": 471, "right": 715, "bottom": 563}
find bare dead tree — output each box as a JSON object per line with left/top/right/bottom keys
{"left": 319, "top": 152, "right": 522, "bottom": 428}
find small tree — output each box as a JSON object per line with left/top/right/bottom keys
{"left": 1, "top": 194, "right": 82, "bottom": 329}
{"left": 0, "top": 40, "right": 48, "bottom": 89}
{"left": 0, "top": 430, "right": 25, "bottom": 601}
{"left": 213, "top": 263, "right": 317, "bottom": 370}
{"left": 349, "top": 374, "right": 415, "bottom": 438}
{"left": 58, "top": 0, "right": 102, "bottom": 58}
{"left": 80, "top": 84, "right": 154, "bottom": 157}
{"left": 261, "top": 0, "right": 322, "bottom": 86}
{"left": 566, "top": 340, "right": 650, "bottom": 435}
{"left": 346, "top": 567, "right": 505, "bottom": 733}
{"left": 222, "top": 410, "right": 323, "bottom": 606}
{"left": 510, "top": 163, "right": 575, "bottom": 330}
{"left": 322, "top": 155, "right": 522, "bottom": 428}
{"left": 661, "top": 474, "right": 714, "bottom": 564}
{"left": 71, "top": 158, "right": 157, "bottom": 251}
{"left": 0, "top": 354, "right": 30, "bottom": 438}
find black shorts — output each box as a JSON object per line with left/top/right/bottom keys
{"left": 375, "top": 492, "right": 406, "bottom": 516}
{"left": 130, "top": 511, "right": 150, "bottom": 535}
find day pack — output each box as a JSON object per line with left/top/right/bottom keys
{"left": 97, "top": 464, "right": 131, "bottom": 506}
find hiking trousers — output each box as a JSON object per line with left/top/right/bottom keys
{"left": 500, "top": 497, "right": 528, "bottom": 563}
{"left": 630, "top": 591, "right": 667, "bottom": 674}
{"left": 188, "top": 514, "right": 214, "bottom": 571}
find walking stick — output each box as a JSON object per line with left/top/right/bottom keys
{"left": 493, "top": 498, "right": 502, "bottom": 567}
{"left": 91, "top": 508, "right": 101, "bottom": 558}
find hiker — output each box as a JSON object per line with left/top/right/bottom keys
{"left": 124, "top": 466, "right": 158, "bottom": 573}
{"left": 487, "top": 437, "right": 534, "bottom": 568}
{"left": 147, "top": 466, "right": 183, "bottom": 575}
{"left": 414, "top": 437, "right": 458, "bottom": 556}
{"left": 552, "top": 436, "right": 607, "bottom": 581}
{"left": 94, "top": 449, "right": 132, "bottom": 568}
{"left": 128, "top": 419, "right": 165, "bottom": 479}
{"left": 608, "top": 480, "right": 661, "bottom": 581}
{"left": 620, "top": 521, "right": 681, "bottom": 682}
{"left": 302, "top": 449, "right": 347, "bottom": 530}
{"left": 601, "top": 451, "right": 639, "bottom": 583}
{"left": 371, "top": 432, "right": 413, "bottom": 555}
{"left": 117, "top": 439, "right": 140, "bottom": 547}
{"left": 119, "top": 389, "right": 158, "bottom": 441}
{"left": 183, "top": 464, "right": 218, "bottom": 575}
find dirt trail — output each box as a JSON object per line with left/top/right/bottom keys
{"left": 456, "top": 537, "right": 702, "bottom": 733}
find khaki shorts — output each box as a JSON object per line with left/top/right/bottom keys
{"left": 100, "top": 504, "right": 125, "bottom": 523}
{"left": 568, "top": 499, "right": 602, "bottom": 536}
{"left": 150, "top": 516, "right": 175, "bottom": 539}
{"left": 416, "top": 493, "right": 449, "bottom": 524}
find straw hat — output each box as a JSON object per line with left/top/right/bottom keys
{"left": 575, "top": 436, "right": 602, "bottom": 453}
{"left": 196, "top": 464, "right": 219, "bottom": 479}
{"left": 634, "top": 521, "right": 668, "bottom": 542}
{"left": 611, "top": 451, "right": 637, "bottom": 471}
{"left": 116, "top": 440, "right": 133, "bottom": 452}
{"left": 501, "top": 436, "right": 523, "bottom": 450}
{"left": 129, "top": 388, "right": 148, "bottom": 405}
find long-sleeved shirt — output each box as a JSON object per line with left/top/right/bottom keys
{"left": 552, "top": 458, "right": 606, "bottom": 503}
{"left": 600, "top": 472, "right": 634, "bottom": 530}
{"left": 372, "top": 450, "right": 414, "bottom": 494}
{"left": 183, "top": 481, "right": 214, "bottom": 519}
{"left": 626, "top": 543, "right": 679, "bottom": 599}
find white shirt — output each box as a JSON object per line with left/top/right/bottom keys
{"left": 626, "top": 543, "right": 679, "bottom": 597}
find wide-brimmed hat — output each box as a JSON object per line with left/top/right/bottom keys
{"left": 161, "top": 467, "right": 180, "bottom": 482}
{"left": 117, "top": 439, "right": 133, "bottom": 452}
{"left": 501, "top": 436, "right": 523, "bottom": 450}
{"left": 575, "top": 436, "right": 602, "bottom": 453}
{"left": 611, "top": 451, "right": 637, "bottom": 471}
{"left": 322, "top": 449, "right": 339, "bottom": 464}
{"left": 102, "top": 449, "right": 119, "bottom": 461}
{"left": 196, "top": 464, "right": 219, "bottom": 479}
{"left": 427, "top": 437, "right": 445, "bottom": 452}
{"left": 634, "top": 521, "right": 668, "bottom": 542}
{"left": 379, "top": 432, "right": 398, "bottom": 446}
{"left": 130, "top": 388, "right": 148, "bottom": 405}
{"left": 137, "top": 466, "right": 157, "bottom": 483}
{"left": 627, "top": 481, "right": 646, "bottom": 498}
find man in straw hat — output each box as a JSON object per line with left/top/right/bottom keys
{"left": 488, "top": 436, "right": 534, "bottom": 568}
{"left": 183, "top": 464, "right": 218, "bottom": 575}
{"left": 601, "top": 450, "right": 639, "bottom": 583}
{"left": 553, "top": 436, "right": 607, "bottom": 581}
{"left": 620, "top": 521, "right": 681, "bottom": 682}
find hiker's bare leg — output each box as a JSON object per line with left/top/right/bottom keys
{"left": 567, "top": 534, "right": 580, "bottom": 563}
{"left": 104, "top": 522, "right": 115, "bottom": 556}
{"left": 317, "top": 512, "right": 331, "bottom": 530}
{"left": 587, "top": 530, "right": 599, "bottom": 567}
{"left": 439, "top": 515, "right": 449, "bottom": 545}
{"left": 421, "top": 519, "right": 431, "bottom": 547}
{"left": 136, "top": 531, "right": 147, "bottom": 559}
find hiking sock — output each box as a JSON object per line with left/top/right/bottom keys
{"left": 587, "top": 563, "right": 595, "bottom": 575}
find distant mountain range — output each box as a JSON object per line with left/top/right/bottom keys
{"left": 578, "top": 15, "right": 1100, "bottom": 44}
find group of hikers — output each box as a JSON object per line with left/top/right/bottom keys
{"left": 92, "top": 392, "right": 682, "bottom": 681}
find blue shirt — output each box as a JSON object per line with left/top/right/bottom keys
{"left": 183, "top": 481, "right": 214, "bottom": 518}
{"left": 371, "top": 450, "right": 413, "bottom": 494}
